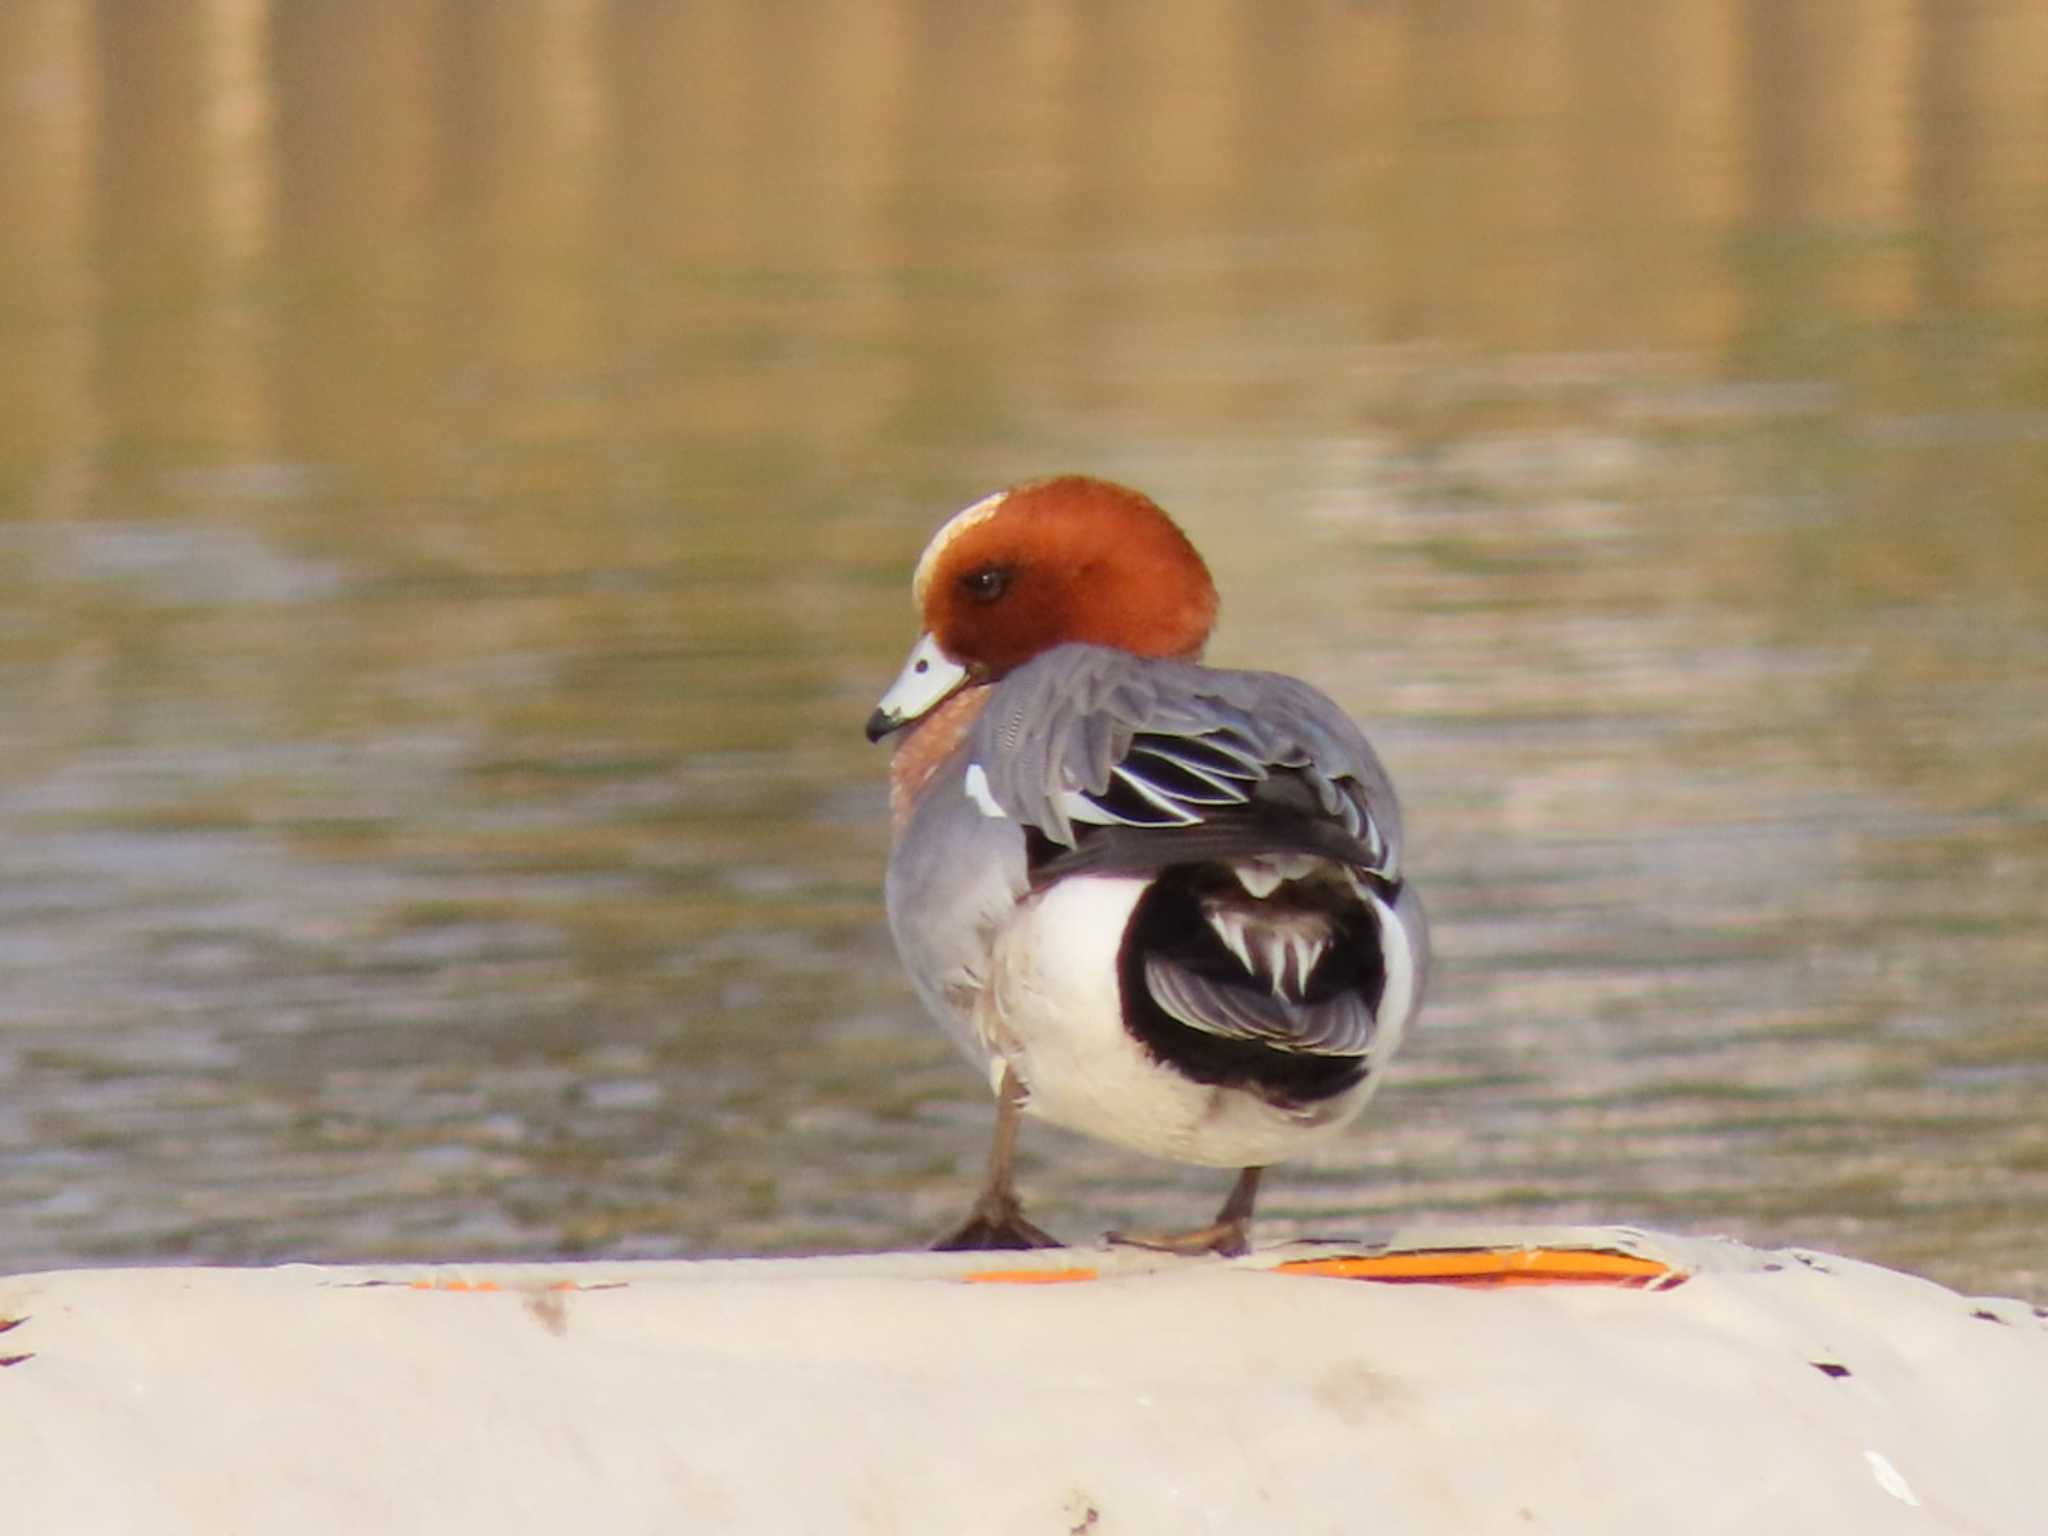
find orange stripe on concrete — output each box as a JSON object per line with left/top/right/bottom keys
{"left": 407, "top": 1279, "right": 502, "bottom": 1293}
{"left": 1274, "top": 1248, "right": 1680, "bottom": 1288}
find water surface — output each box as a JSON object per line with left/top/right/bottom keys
{"left": 1, "top": 0, "right": 2044, "bottom": 1298}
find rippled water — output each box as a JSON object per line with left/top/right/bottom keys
{"left": 1, "top": 1, "right": 2044, "bottom": 1299}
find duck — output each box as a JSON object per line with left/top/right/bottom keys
{"left": 866, "top": 476, "right": 1426, "bottom": 1255}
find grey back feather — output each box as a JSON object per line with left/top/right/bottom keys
{"left": 967, "top": 644, "right": 1404, "bottom": 874}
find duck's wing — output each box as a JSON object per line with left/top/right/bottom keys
{"left": 965, "top": 643, "right": 1404, "bottom": 881}
{"left": 967, "top": 644, "right": 1422, "bottom": 1074}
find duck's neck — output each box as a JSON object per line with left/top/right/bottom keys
{"left": 888, "top": 685, "right": 992, "bottom": 835}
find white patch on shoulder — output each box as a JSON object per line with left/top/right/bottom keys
{"left": 912, "top": 489, "right": 1011, "bottom": 607}
{"left": 962, "top": 762, "right": 1008, "bottom": 820}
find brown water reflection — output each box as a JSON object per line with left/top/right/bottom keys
{"left": 0, "top": 0, "right": 2043, "bottom": 1297}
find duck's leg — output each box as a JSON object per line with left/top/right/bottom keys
{"left": 1108, "top": 1167, "right": 1264, "bottom": 1258}
{"left": 931, "top": 1066, "right": 1063, "bottom": 1251}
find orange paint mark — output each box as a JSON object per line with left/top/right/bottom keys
{"left": 1274, "top": 1248, "right": 1680, "bottom": 1289}
{"left": 962, "top": 1266, "right": 1101, "bottom": 1286}
{"left": 407, "top": 1279, "right": 503, "bottom": 1293}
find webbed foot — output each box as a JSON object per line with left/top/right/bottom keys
{"left": 932, "top": 1188, "right": 1063, "bottom": 1251}
{"left": 1104, "top": 1217, "right": 1250, "bottom": 1259}
{"left": 1105, "top": 1166, "right": 1264, "bottom": 1259}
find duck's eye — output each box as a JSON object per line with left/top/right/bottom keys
{"left": 960, "top": 566, "right": 1011, "bottom": 604}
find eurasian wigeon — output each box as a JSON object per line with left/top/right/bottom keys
{"left": 867, "top": 476, "right": 1427, "bottom": 1254}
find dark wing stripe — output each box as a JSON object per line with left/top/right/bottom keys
{"left": 1076, "top": 769, "right": 1200, "bottom": 827}
{"left": 1118, "top": 740, "right": 1257, "bottom": 805}
{"left": 1124, "top": 733, "right": 1243, "bottom": 778}
{"left": 1108, "top": 765, "right": 1207, "bottom": 824}
{"left": 1027, "top": 806, "right": 1380, "bottom": 884}
{"left": 1198, "top": 727, "right": 1273, "bottom": 775}
{"left": 1073, "top": 730, "right": 1274, "bottom": 828}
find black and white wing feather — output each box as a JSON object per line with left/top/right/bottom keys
{"left": 967, "top": 644, "right": 1402, "bottom": 878}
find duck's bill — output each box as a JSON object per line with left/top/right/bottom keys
{"left": 866, "top": 632, "right": 969, "bottom": 742}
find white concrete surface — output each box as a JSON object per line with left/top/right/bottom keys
{"left": 2, "top": 1228, "right": 2043, "bottom": 1534}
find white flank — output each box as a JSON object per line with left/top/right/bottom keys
{"left": 983, "top": 877, "right": 1376, "bottom": 1167}
{"left": 1371, "top": 886, "right": 1420, "bottom": 1051}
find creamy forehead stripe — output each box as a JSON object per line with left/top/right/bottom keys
{"left": 912, "top": 489, "right": 1011, "bottom": 607}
